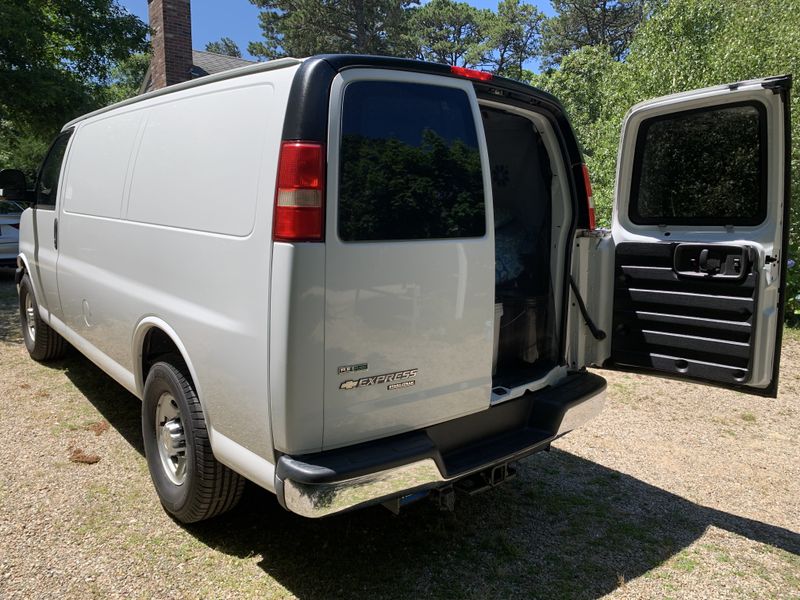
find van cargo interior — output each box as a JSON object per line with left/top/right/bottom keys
{"left": 482, "top": 106, "right": 559, "bottom": 390}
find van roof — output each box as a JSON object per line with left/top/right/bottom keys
{"left": 64, "top": 54, "right": 569, "bottom": 137}
{"left": 63, "top": 56, "right": 304, "bottom": 130}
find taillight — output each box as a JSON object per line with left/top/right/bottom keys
{"left": 580, "top": 163, "right": 596, "bottom": 230}
{"left": 273, "top": 141, "right": 325, "bottom": 242}
{"left": 450, "top": 65, "right": 493, "bottom": 82}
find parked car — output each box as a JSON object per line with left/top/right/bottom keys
{"left": 0, "top": 199, "right": 25, "bottom": 268}
{"left": 11, "top": 55, "right": 791, "bottom": 523}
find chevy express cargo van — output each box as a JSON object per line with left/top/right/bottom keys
{"left": 11, "top": 55, "right": 791, "bottom": 522}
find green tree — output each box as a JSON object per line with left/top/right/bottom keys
{"left": 537, "top": 0, "right": 800, "bottom": 321}
{"left": 0, "top": 0, "right": 148, "bottom": 135}
{"left": 0, "top": 0, "right": 147, "bottom": 176}
{"left": 408, "top": 0, "right": 490, "bottom": 67}
{"left": 205, "top": 37, "right": 243, "bottom": 58}
{"left": 540, "top": 0, "right": 652, "bottom": 68}
{"left": 248, "top": 0, "right": 417, "bottom": 59}
{"left": 0, "top": 123, "right": 50, "bottom": 182}
{"left": 615, "top": 0, "right": 800, "bottom": 321}
{"left": 103, "top": 53, "right": 151, "bottom": 105}
{"left": 530, "top": 45, "right": 620, "bottom": 220}
{"left": 481, "top": 0, "right": 543, "bottom": 77}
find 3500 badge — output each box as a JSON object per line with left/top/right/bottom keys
{"left": 339, "top": 368, "right": 418, "bottom": 391}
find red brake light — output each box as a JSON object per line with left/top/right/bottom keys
{"left": 450, "top": 66, "right": 493, "bottom": 82}
{"left": 273, "top": 141, "right": 325, "bottom": 242}
{"left": 580, "top": 163, "right": 596, "bottom": 230}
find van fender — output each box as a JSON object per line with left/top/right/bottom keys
{"left": 131, "top": 317, "right": 213, "bottom": 432}
{"left": 16, "top": 252, "right": 52, "bottom": 322}
{"left": 16, "top": 254, "right": 30, "bottom": 285}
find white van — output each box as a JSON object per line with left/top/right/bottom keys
{"left": 10, "top": 55, "right": 791, "bottom": 522}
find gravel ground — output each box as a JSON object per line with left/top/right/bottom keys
{"left": 0, "top": 269, "right": 797, "bottom": 599}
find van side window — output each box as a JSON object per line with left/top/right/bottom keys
{"left": 35, "top": 131, "right": 72, "bottom": 210}
{"left": 338, "top": 81, "right": 486, "bottom": 241}
{"left": 630, "top": 103, "right": 766, "bottom": 226}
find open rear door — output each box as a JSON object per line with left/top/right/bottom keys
{"left": 609, "top": 75, "right": 791, "bottom": 397}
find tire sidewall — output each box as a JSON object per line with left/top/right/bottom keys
{"left": 142, "top": 363, "right": 198, "bottom": 516}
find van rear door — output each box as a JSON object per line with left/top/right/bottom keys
{"left": 322, "top": 70, "right": 495, "bottom": 449}
{"left": 606, "top": 76, "right": 791, "bottom": 396}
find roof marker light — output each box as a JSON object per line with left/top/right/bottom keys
{"left": 450, "top": 66, "right": 493, "bottom": 82}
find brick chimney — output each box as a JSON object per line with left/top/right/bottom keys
{"left": 147, "top": 0, "right": 193, "bottom": 89}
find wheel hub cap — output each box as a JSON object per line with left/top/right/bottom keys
{"left": 155, "top": 392, "right": 187, "bottom": 485}
{"left": 24, "top": 294, "right": 35, "bottom": 342}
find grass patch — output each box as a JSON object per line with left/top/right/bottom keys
{"left": 740, "top": 412, "right": 757, "bottom": 423}
{"left": 672, "top": 551, "right": 699, "bottom": 573}
{"left": 759, "top": 545, "right": 800, "bottom": 569}
{"left": 611, "top": 382, "right": 637, "bottom": 405}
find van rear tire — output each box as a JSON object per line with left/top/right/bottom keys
{"left": 19, "top": 274, "right": 68, "bottom": 361}
{"left": 142, "top": 361, "right": 244, "bottom": 523}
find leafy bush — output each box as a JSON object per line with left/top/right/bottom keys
{"left": 534, "top": 0, "right": 800, "bottom": 322}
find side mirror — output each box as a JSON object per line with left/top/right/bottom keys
{"left": 0, "top": 169, "right": 31, "bottom": 203}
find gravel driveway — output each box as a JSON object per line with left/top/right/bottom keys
{"left": 0, "top": 269, "right": 797, "bottom": 599}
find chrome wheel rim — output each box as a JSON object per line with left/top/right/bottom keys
{"left": 155, "top": 392, "right": 187, "bottom": 485}
{"left": 24, "top": 293, "right": 36, "bottom": 342}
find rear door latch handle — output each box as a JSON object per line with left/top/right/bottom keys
{"left": 698, "top": 248, "right": 709, "bottom": 270}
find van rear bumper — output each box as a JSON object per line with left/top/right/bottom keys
{"left": 275, "top": 371, "right": 606, "bottom": 518}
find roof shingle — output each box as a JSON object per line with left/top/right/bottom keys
{"left": 190, "top": 50, "right": 256, "bottom": 77}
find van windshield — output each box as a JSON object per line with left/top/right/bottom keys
{"left": 338, "top": 81, "right": 486, "bottom": 242}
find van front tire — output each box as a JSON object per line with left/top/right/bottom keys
{"left": 142, "top": 361, "right": 244, "bottom": 523}
{"left": 19, "top": 274, "right": 68, "bottom": 361}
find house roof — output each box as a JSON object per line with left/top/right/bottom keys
{"left": 139, "top": 50, "right": 257, "bottom": 95}
{"left": 190, "top": 50, "right": 256, "bottom": 77}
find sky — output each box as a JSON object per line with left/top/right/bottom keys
{"left": 116, "top": 0, "right": 555, "bottom": 62}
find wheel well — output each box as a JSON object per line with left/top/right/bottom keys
{"left": 16, "top": 257, "right": 28, "bottom": 285}
{"left": 141, "top": 327, "right": 191, "bottom": 386}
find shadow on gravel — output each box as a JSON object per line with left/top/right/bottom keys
{"left": 0, "top": 269, "right": 21, "bottom": 343}
{"left": 2, "top": 274, "right": 797, "bottom": 599}
{"left": 180, "top": 454, "right": 799, "bottom": 600}
{"left": 0, "top": 274, "right": 143, "bottom": 453}
{"left": 62, "top": 353, "right": 145, "bottom": 455}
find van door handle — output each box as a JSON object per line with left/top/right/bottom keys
{"left": 54, "top": 218, "right": 58, "bottom": 250}
{"left": 698, "top": 248, "right": 709, "bottom": 271}
{"left": 698, "top": 248, "right": 720, "bottom": 275}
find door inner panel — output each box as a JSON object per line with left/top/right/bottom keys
{"left": 611, "top": 242, "right": 757, "bottom": 385}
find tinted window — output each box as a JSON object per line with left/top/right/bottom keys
{"left": 0, "top": 201, "right": 24, "bottom": 215}
{"left": 36, "top": 132, "right": 72, "bottom": 210}
{"left": 339, "top": 81, "right": 486, "bottom": 241}
{"left": 631, "top": 103, "right": 765, "bottom": 225}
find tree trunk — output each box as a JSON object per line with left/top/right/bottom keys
{"left": 354, "top": 0, "right": 367, "bottom": 52}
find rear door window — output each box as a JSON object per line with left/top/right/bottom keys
{"left": 630, "top": 103, "right": 766, "bottom": 226}
{"left": 338, "top": 81, "right": 486, "bottom": 241}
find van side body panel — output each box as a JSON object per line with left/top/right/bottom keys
{"left": 269, "top": 241, "right": 326, "bottom": 454}
{"left": 54, "top": 65, "right": 300, "bottom": 465}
